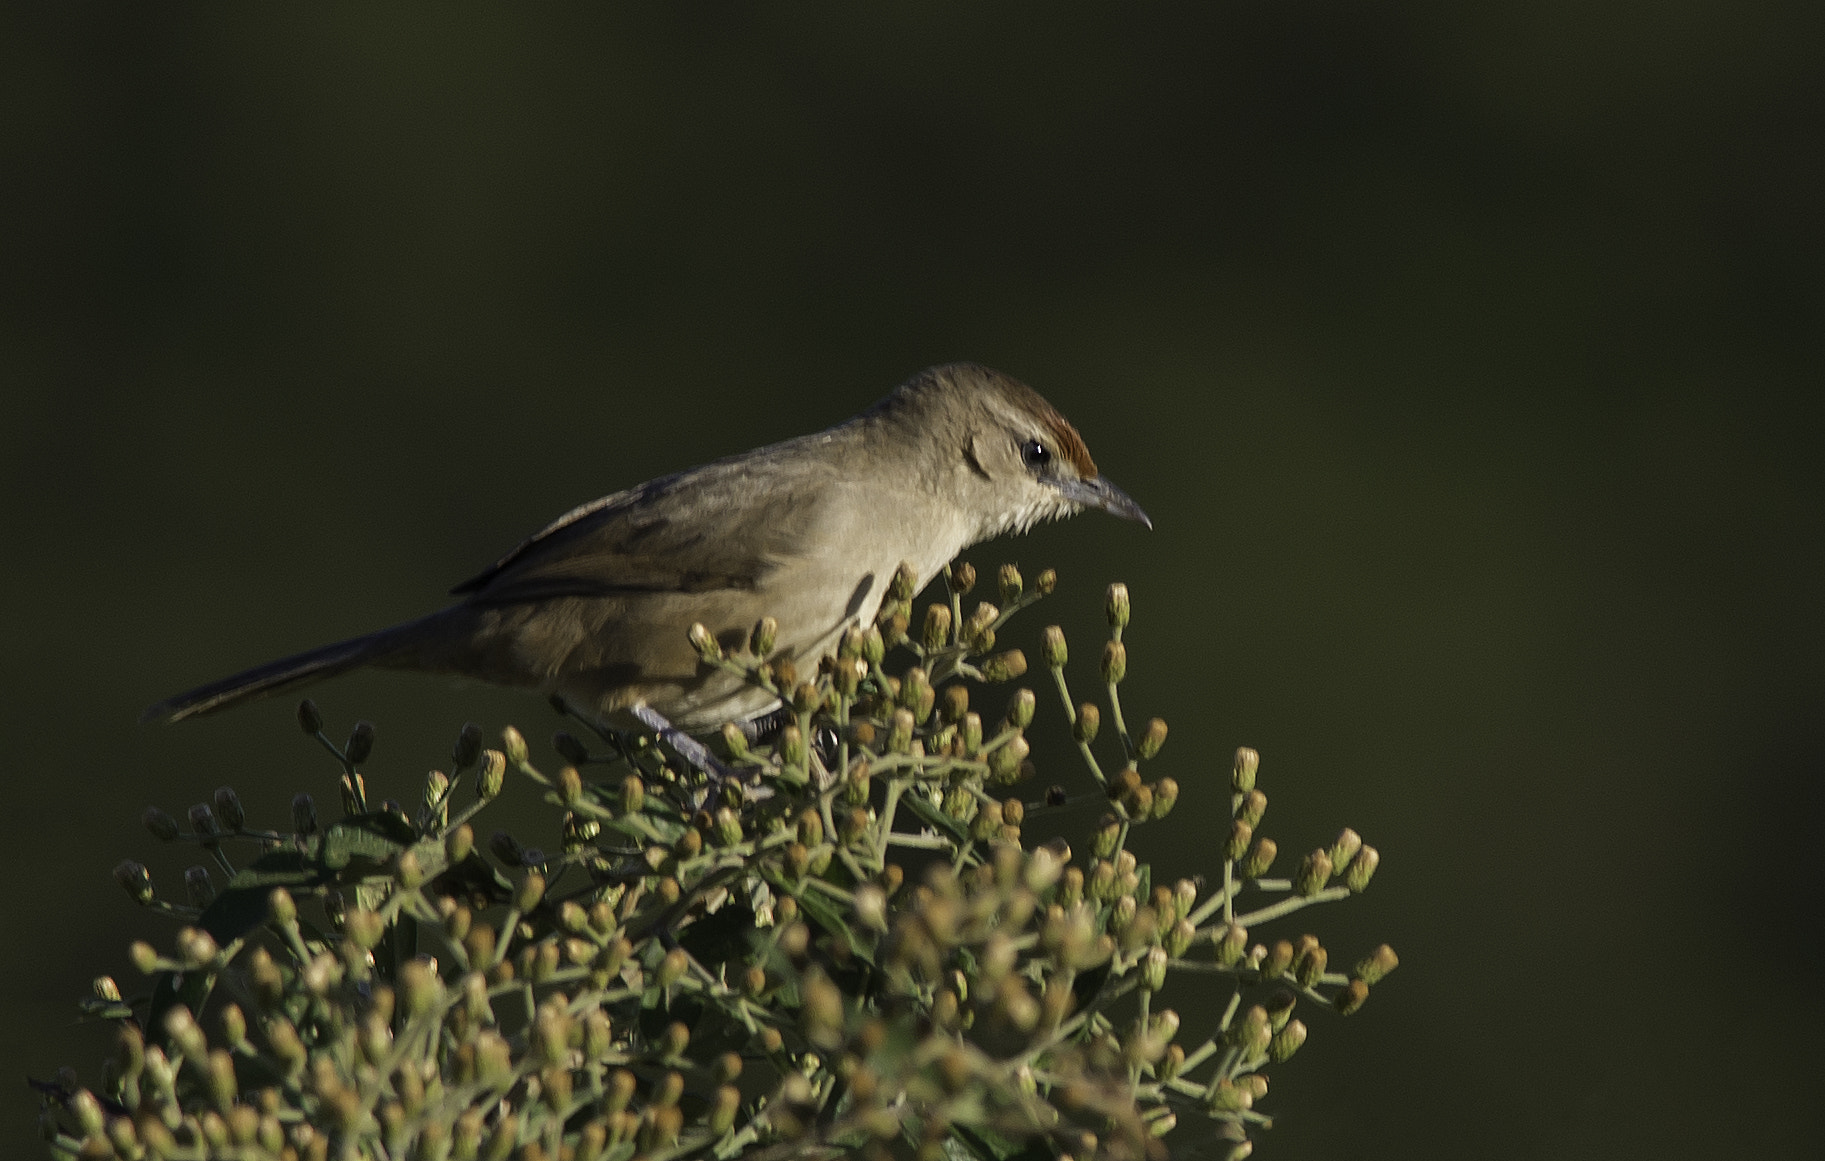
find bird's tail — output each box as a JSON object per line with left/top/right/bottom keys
{"left": 142, "top": 612, "right": 450, "bottom": 723}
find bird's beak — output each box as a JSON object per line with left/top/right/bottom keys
{"left": 1055, "top": 474, "right": 1152, "bottom": 529}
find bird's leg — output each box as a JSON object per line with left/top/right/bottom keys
{"left": 627, "top": 703, "right": 747, "bottom": 790}
{"left": 743, "top": 705, "right": 792, "bottom": 746}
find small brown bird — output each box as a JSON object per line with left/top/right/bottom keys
{"left": 145, "top": 363, "right": 1149, "bottom": 734}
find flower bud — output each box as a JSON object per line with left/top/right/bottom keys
{"left": 1165, "top": 918, "right": 1195, "bottom": 958}
{"left": 1100, "top": 640, "right": 1126, "bottom": 685}
{"left": 129, "top": 942, "right": 160, "bottom": 975}
{"left": 1005, "top": 688, "right": 1036, "bottom": 730}
{"left": 843, "top": 756, "right": 872, "bottom": 806}
{"left": 1169, "top": 878, "right": 1197, "bottom": 923}
{"left": 890, "top": 560, "right": 919, "bottom": 602}
{"left": 705, "top": 806, "right": 741, "bottom": 847}
{"left": 1329, "top": 827, "right": 1363, "bottom": 872}
{"left": 959, "top": 712, "right": 983, "bottom": 754}
{"left": 113, "top": 860, "right": 153, "bottom": 905}
{"left": 1105, "top": 582, "right": 1130, "bottom": 629}
{"left": 836, "top": 655, "right": 868, "bottom": 698}
{"left": 948, "top": 561, "right": 976, "bottom": 595}
{"left": 684, "top": 1080, "right": 733, "bottom": 1137}
{"left": 915, "top": 604, "right": 953, "bottom": 656}
{"left": 688, "top": 622, "right": 722, "bottom": 663}
{"left": 655, "top": 1019, "right": 690, "bottom": 1061}
{"left": 164, "top": 1004, "right": 207, "bottom": 1063}
{"left": 296, "top": 699, "right": 323, "bottom": 736}
{"left": 801, "top": 969, "right": 846, "bottom": 1050}
{"left": 188, "top": 803, "right": 220, "bottom": 843}
{"left": 445, "top": 823, "right": 474, "bottom": 864}
{"left": 900, "top": 665, "right": 931, "bottom": 712}
{"left": 1240, "top": 836, "right": 1277, "bottom": 879}
{"left": 1238, "top": 789, "right": 1267, "bottom": 828}
{"left": 343, "top": 907, "right": 385, "bottom": 950}
{"left": 1038, "top": 626, "right": 1070, "bottom": 672}
{"left": 735, "top": 615, "right": 775, "bottom": 661}
{"left": 770, "top": 657, "right": 798, "bottom": 693}
{"left": 1293, "top": 942, "right": 1327, "bottom": 987}
{"left": 970, "top": 799, "right": 1004, "bottom": 842}
{"left": 1092, "top": 813, "right": 1122, "bottom": 859}
{"left": 331, "top": 722, "right": 374, "bottom": 770}
{"left": 1152, "top": 776, "right": 1179, "bottom": 818}
{"left": 263, "top": 888, "right": 297, "bottom": 932}
{"left": 619, "top": 773, "right": 646, "bottom": 814}
{"left": 1088, "top": 859, "right": 1118, "bottom": 902}
{"left": 987, "top": 734, "right": 1030, "bottom": 783}
{"left": 515, "top": 871, "right": 546, "bottom": 914}
{"left": 715, "top": 721, "right": 751, "bottom": 764}
{"left": 487, "top": 728, "right": 524, "bottom": 772}
{"left": 1141, "top": 946, "right": 1169, "bottom": 991}
{"left": 794, "top": 807, "right": 825, "bottom": 849}
{"left": 489, "top": 831, "right": 524, "bottom": 870}
{"left": 774, "top": 722, "right": 808, "bottom": 770}
{"left": 1269, "top": 1018, "right": 1307, "bottom": 1061}
{"left": 541, "top": 767, "right": 578, "bottom": 813}
{"left": 987, "top": 562, "right": 1020, "bottom": 604}
{"left": 1232, "top": 746, "right": 1260, "bottom": 793}
{"left": 1229, "top": 1004, "right": 1271, "bottom": 1057}
{"left": 184, "top": 865, "right": 216, "bottom": 908}
{"left": 1074, "top": 702, "right": 1100, "bottom": 744}
{"left": 141, "top": 805, "right": 181, "bottom": 842}
{"left": 1215, "top": 923, "right": 1248, "bottom": 966}
{"left": 1336, "top": 978, "right": 1370, "bottom": 1015}
{"left": 1296, "top": 849, "right": 1334, "bottom": 896}
{"left": 1262, "top": 939, "right": 1294, "bottom": 980}
{"left": 835, "top": 624, "right": 865, "bottom": 661}
{"left": 648, "top": 947, "right": 686, "bottom": 991}
{"left": 884, "top": 709, "right": 914, "bottom": 756}
{"left": 211, "top": 786, "right": 245, "bottom": 832}
{"left": 1345, "top": 844, "right": 1380, "bottom": 892}
{"left": 1136, "top": 717, "right": 1168, "bottom": 760}
{"left": 963, "top": 601, "right": 999, "bottom": 650}
{"left": 1126, "top": 782, "right": 1154, "bottom": 819}
{"left": 1225, "top": 820, "right": 1254, "bottom": 862}
{"left": 475, "top": 749, "right": 506, "bottom": 799}
{"left": 1354, "top": 943, "right": 1399, "bottom": 985}
{"left": 985, "top": 649, "right": 1029, "bottom": 686}
{"left": 940, "top": 683, "right": 969, "bottom": 723}
{"left": 177, "top": 927, "right": 219, "bottom": 968}
{"left": 853, "top": 883, "right": 888, "bottom": 932}
{"left": 452, "top": 722, "right": 483, "bottom": 770}
{"left": 858, "top": 623, "right": 886, "bottom": 664}
{"left": 1108, "top": 764, "right": 1141, "bottom": 802}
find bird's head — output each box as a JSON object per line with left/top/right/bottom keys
{"left": 889, "top": 362, "right": 1152, "bottom": 540}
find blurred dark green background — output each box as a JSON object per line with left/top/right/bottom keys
{"left": 5, "top": 4, "right": 1823, "bottom": 1158}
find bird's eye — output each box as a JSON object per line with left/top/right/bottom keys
{"left": 1021, "top": 439, "right": 1051, "bottom": 470}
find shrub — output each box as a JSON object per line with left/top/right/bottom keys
{"left": 39, "top": 563, "right": 1393, "bottom": 1161}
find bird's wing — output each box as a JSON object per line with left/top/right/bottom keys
{"left": 449, "top": 456, "right": 830, "bottom": 607}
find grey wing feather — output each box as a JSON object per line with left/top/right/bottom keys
{"left": 449, "top": 456, "right": 828, "bottom": 607}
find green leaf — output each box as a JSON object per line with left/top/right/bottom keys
{"left": 793, "top": 887, "right": 873, "bottom": 965}
{"left": 198, "top": 849, "right": 335, "bottom": 944}
{"left": 900, "top": 789, "right": 969, "bottom": 844}
{"left": 319, "top": 813, "right": 416, "bottom": 871}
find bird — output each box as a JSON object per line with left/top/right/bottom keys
{"left": 144, "top": 362, "right": 1150, "bottom": 736}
